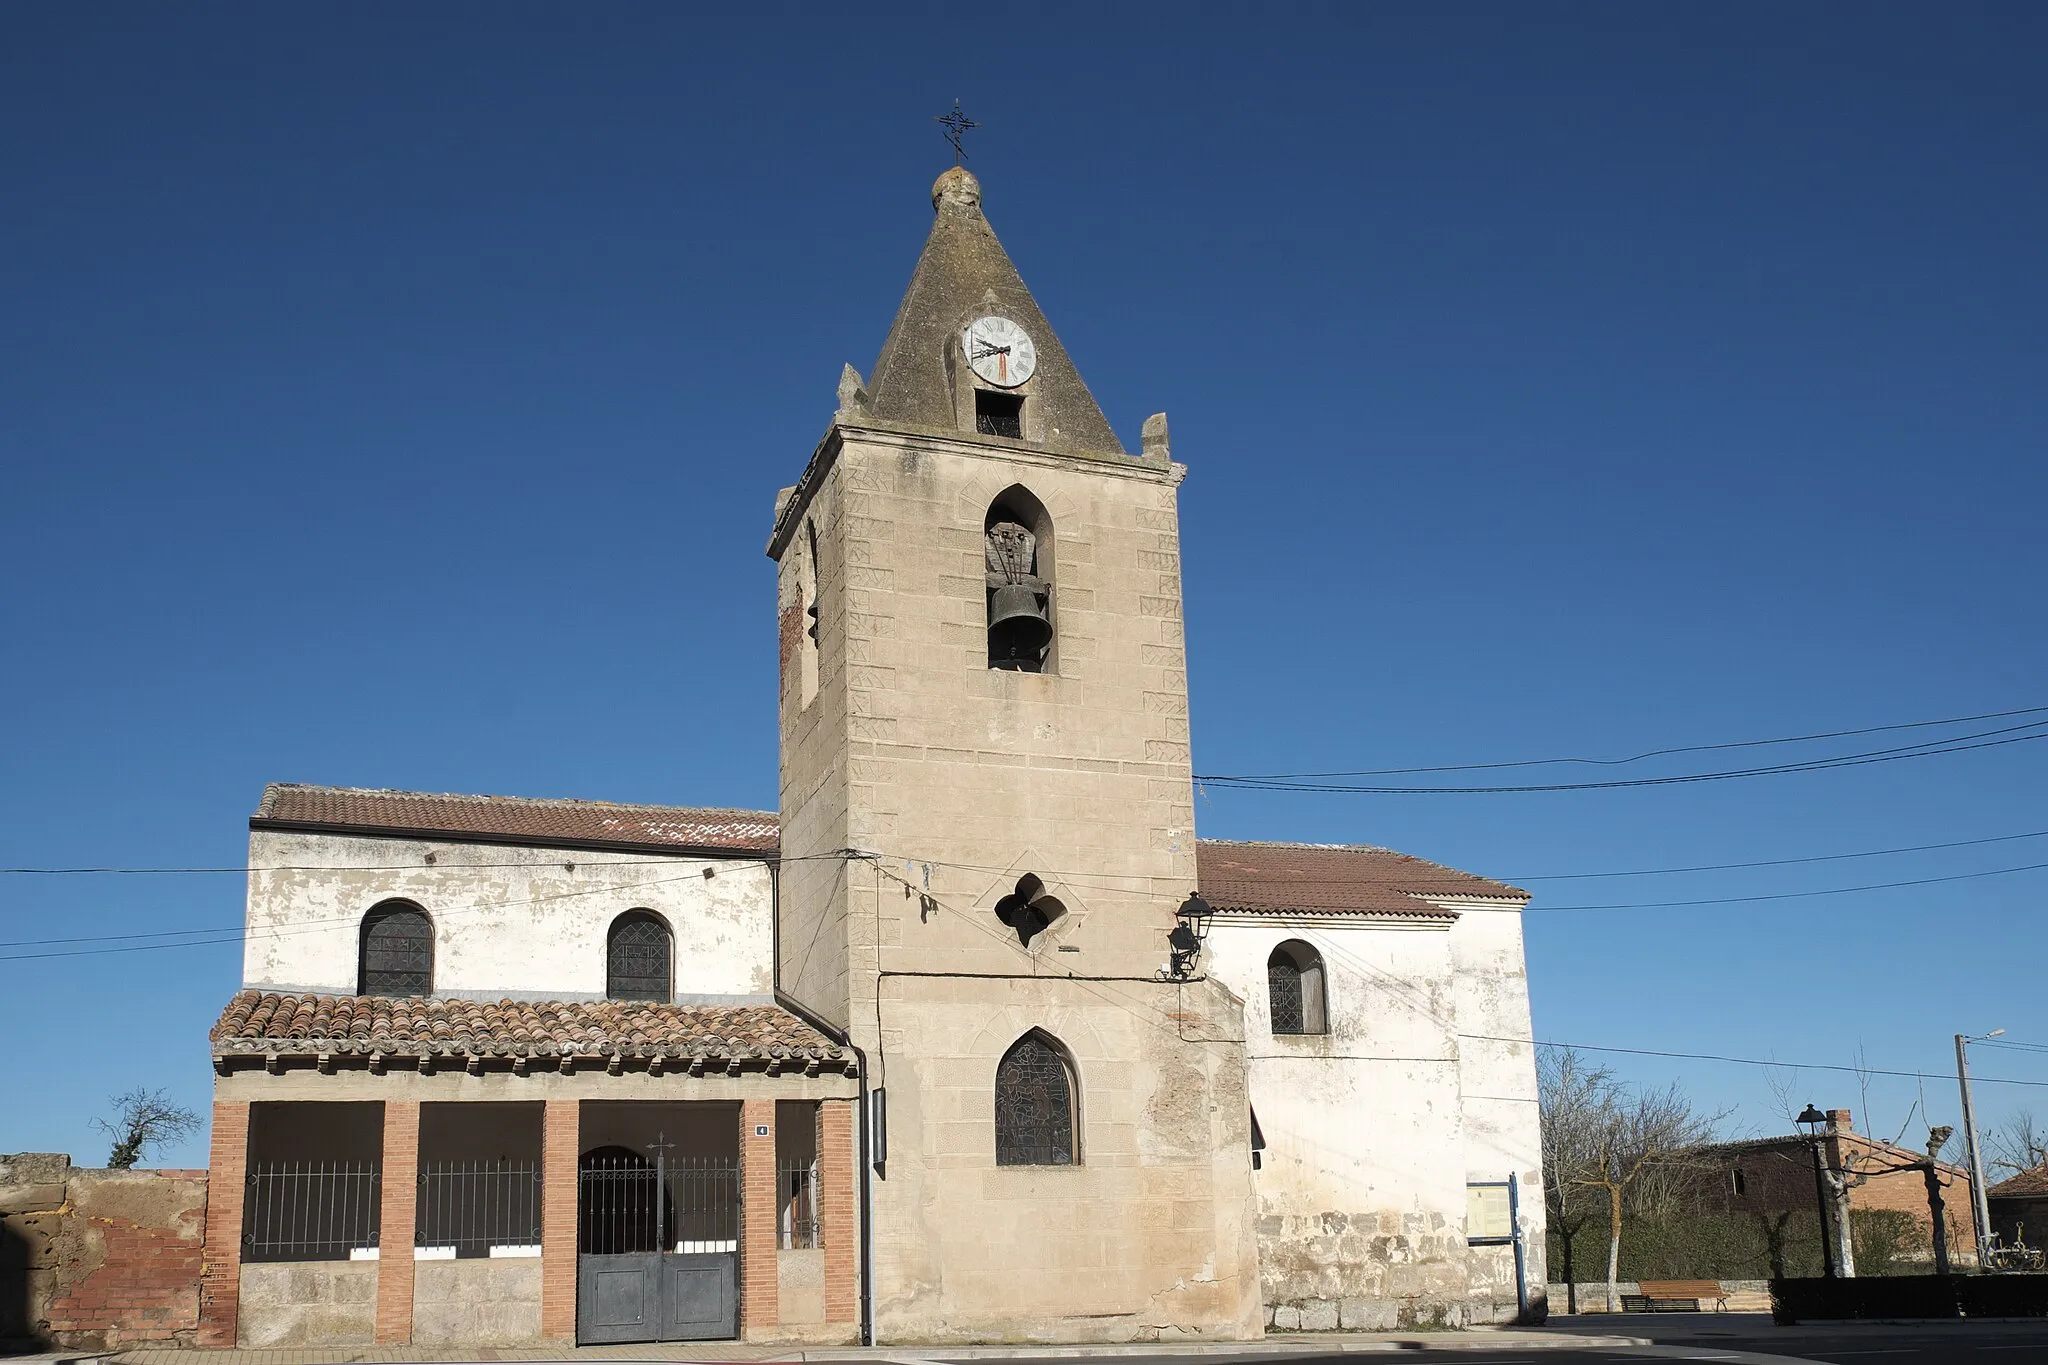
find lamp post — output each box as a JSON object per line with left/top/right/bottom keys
{"left": 1956, "top": 1030, "right": 2003, "bottom": 1266}
{"left": 1168, "top": 892, "right": 1213, "bottom": 978}
{"left": 1798, "top": 1104, "right": 1836, "bottom": 1278}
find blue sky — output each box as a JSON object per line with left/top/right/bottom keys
{"left": 4, "top": 2, "right": 2045, "bottom": 1169}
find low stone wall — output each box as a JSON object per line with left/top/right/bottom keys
{"left": 412, "top": 1258, "right": 542, "bottom": 1345}
{"left": 0, "top": 1152, "right": 208, "bottom": 1350}
{"left": 778, "top": 1247, "right": 824, "bottom": 1325}
{"left": 236, "top": 1261, "right": 376, "bottom": 1347}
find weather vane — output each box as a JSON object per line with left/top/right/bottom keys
{"left": 934, "top": 99, "right": 977, "bottom": 164}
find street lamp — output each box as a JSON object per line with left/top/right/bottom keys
{"left": 1168, "top": 892, "right": 1213, "bottom": 978}
{"left": 1797, "top": 1104, "right": 1837, "bottom": 1279}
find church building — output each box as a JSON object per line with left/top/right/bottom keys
{"left": 198, "top": 165, "right": 1545, "bottom": 1349}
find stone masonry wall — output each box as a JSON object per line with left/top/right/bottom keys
{"left": 236, "top": 1261, "right": 377, "bottom": 1347}
{"left": 0, "top": 1153, "right": 208, "bottom": 1351}
{"left": 411, "top": 1259, "right": 542, "bottom": 1345}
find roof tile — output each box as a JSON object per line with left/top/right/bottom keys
{"left": 254, "top": 784, "right": 777, "bottom": 854}
{"left": 210, "top": 991, "right": 843, "bottom": 1063}
{"left": 1193, "top": 840, "right": 1525, "bottom": 917}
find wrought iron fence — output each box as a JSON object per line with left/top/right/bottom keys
{"left": 779, "top": 1158, "right": 819, "bottom": 1249}
{"left": 243, "top": 1161, "right": 381, "bottom": 1262}
{"left": 578, "top": 1152, "right": 738, "bottom": 1256}
{"left": 416, "top": 1161, "right": 542, "bottom": 1258}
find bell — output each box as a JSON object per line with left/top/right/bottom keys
{"left": 988, "top": 583, "right": 1052, "bottom": 667}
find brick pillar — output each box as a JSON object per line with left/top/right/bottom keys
{"left": 540, "top": 1099, "right": 580, "bottom": 1342}
{"left": 375, "top": 1100, "right": 420, "bottom": 1343}
{"left": 739, "top": 1098, "right": 779, "bottom": 1337}
{"left": 819, "top": 1098, "right": 857, "bottom": 1324}
{"left": 198, "top": 1098, "right": 249, "bottom": 1348}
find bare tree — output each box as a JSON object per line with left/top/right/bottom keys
{"left": 1572, "top": 1081, "right": 1720, "bottom": 1311}
{"left": 1987, "top": 1110, "right": 2048, "bottom": 1178}
{"left": 1538, "top": 1047, "right": 1617, "bottom": 1314}
{"left": 92, "top": 1087, "right": 200, "bottom": 1169}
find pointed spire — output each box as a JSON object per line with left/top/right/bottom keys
{"left": 863, "top": 169, "right": 1126, "bottom": 457}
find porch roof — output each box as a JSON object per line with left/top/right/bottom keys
{"left": 211, "top": 990, "right": 850, "bottom": 1070}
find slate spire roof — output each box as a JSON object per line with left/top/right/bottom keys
{"left": 862, "top": 167, "right": 1127, "bottom": 459}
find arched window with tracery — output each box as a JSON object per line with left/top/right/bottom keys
{"left": 1267, "top": 940, "right": 1328, "bottom": 1036}
{"left": 358, "top": 901, "right": 434, "bottom": 997}
{"left": 607, "top": 910, "right": 673, "bottom": 1002}
{"left": 994, "top": 1031, "right": 1077, "bottom": 1166}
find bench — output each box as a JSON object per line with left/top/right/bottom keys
{"left": 1620, "top": 1279, "right": 1730, "bottom": 1313}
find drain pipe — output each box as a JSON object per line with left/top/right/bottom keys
{"left": 775, "top": 987, "right": 874, "bottom": 1346}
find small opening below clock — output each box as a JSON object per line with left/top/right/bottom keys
{"left": 975, "top": 390, "right": 1024, "bottom": 440}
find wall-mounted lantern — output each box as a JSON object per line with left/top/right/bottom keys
{"left": 1168, "top": 892, "right": 1213, "bottom": 978}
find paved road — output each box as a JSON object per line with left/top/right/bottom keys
{"left": 908, "top": 1318, "right": 2048, "bottom": 1365}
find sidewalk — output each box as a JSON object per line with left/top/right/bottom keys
{"left": 6, "top": 1328, "right": 1656, "bottom": 1365}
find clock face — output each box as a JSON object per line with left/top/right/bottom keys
{"left": 963, "top": 316, "right": 1037, "bottom": 388}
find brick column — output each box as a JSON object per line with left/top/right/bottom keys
{"left": 739, "top": 1098, "right": 779, "bottom": 1337}
{"left": 818, "top": 1099, "right": 857, "bottom": 1324}
{"left": 375, "top": 1100, "right": 420, "bottom": 1343}
{"left": 198, "top": 1098, "right": 249, "bottom": 1348}
{"left": 540, "top": 1099, "right": 580, "bottom": 1342}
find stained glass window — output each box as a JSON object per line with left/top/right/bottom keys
{"left": 607, "top": 911, "right": 673, "bottom": 1002}
{"left": 995, "top": 1033, "right": 1075, "bottom": 1166}
{"left": 359, "top": 902, "right": 433, "bottom": 996}
{"left": 1267, "top": 941, "right": 1327, "bottom": 1036}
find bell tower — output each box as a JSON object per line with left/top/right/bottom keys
{"left": 768, "top": 167, "right": 1260, "bottom": 1343}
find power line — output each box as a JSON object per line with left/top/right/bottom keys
{"left": 1505, "top": 827, "right": 2048, "bottom": 882}
{"left": 1498, "top": 1035, "right": 2048, "bottom": 1091}
{"left": 1196, "top": 721, "right": 2048, "bottom": 795}
{"left": 1200, "top": 702, "right": 2048, "bottom": 780}
{"left": 1526, "top": 858, "right": 2048, "bottom": 913}
{"left": 0, "top": 856, "right": 758, "bottom": 876}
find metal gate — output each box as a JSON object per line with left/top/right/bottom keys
{"left": 576, "top": 1145, "right": 738, "bottom": 1343}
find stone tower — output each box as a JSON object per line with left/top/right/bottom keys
{"left": 768, "top": 167, "right": 1261, "bottom": 1342}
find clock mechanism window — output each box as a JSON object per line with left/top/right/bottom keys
{"left": 975, "top": 390, "right": 1024, "bottom": 439}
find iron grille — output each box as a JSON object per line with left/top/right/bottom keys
{"left": 416, "top": 1161, "right": 542, "bottom": 1257}
{"left": 578, "top": 1151, "right": 738, "bottom": 1255}
{"left": 607, "top": 913, "right": 673, "bottom": 1002}
{"left": 994, "top": 1035, "right": 1075, "bottom": 1166}
{"left": 360, "top": 905, "right": 433, "bottom": 996}
{"left": 779, "top": 1159, "right": 819, "bottom": 1249}
{"left": 243, "top": 1161, "right": 381, "bottom": 1261}
{"left": 1268, "top": 958, "right": 1306, "bottom": 1034}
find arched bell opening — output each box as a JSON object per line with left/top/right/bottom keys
{"left": 985, "top": 485, "right": 1055, "bottom": 673}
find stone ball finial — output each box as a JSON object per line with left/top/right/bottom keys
{"left": 933, "top": 166, "right": 982, "bottom": 213}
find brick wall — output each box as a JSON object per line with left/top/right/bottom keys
{"left": 1, "top": 1155, "right": 209, "bottom": 1351}
{"left": 740, "top": 1099, "right": 778, "bottom": 1336}
{"left": 539, "top": 1100, "right": 579, "bottom": 1342}
{"left": 200, "top": 1100, "right": 249, "bottom": 1347}
{"left": 818, "top": 1098, "right": 857, "bottom": 1325}
{"left": 376, "top": 1100, "right": 419, "bottom": 1343}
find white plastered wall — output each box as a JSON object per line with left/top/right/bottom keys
{"left": 242, "top": 830, "right": 775, "bottom": 1001}
{"left": 1204, "top": 909, "right": 1538, "bottom": 1328}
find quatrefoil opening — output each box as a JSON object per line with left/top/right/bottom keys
{"left": 994, "top": 874, "right": 1067, "bottom": 948}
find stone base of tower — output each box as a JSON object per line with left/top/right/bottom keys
{"left": 861, "top": 978, "right": 1264, "bottom": 1345}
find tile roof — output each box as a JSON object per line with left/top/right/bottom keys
{"left": 1193, "top": 840, "right": 1526, "bottom": 918}
{"left": 1990, "top": 1166, "right": 2048, "bottom": 1199}
{"left": 211, "top": 991, "right": 847, "bottom": 1069}
{"left": 249, "top": 787, "right": 1528, "bottom": 917}
{"left": 253, "top": 784, "right": 778, "bottom": 855}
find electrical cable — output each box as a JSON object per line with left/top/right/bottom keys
{"left": 1204, "top": 703, "right": 2048, "bottom": 780}
{"left": 1195, "top": 721, "right": 2048, "bottom": 795}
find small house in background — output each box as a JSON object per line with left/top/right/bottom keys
{"left": 1696, "top": 1110, "right": 1976, "bottom": 1272}
{"left": 1988, "top": 1167, "right": 2048, "bottom": 1253}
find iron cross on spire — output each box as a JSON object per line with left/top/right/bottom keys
{"left": 934, "top": 99, "right": 978, "bottom": 164}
